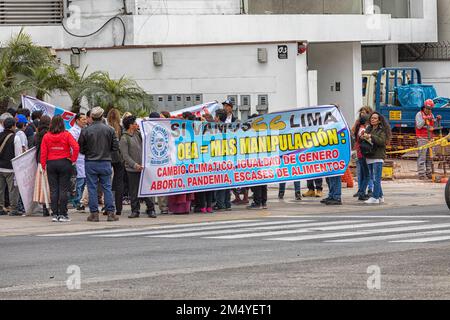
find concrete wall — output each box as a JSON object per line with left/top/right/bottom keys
{"left": 438, "top": 0, "right": 450, "bottom": 41}
{"left": 308, "top": 42, "right": 362, "bottom": 124}
{"left": 50, "top": 43, "right": 309, "bottom": 114}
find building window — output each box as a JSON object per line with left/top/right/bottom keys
{"left": 399, "top": 42, "right": 450, "bottom": 62}
{"left": 0, "top": 0, "right": 64, "bottom": 25}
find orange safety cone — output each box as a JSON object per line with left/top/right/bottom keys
{"left": 341, "top": 167, "right": 354, "bottom": 188}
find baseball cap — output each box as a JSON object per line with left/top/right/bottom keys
{"left": 16, "top": 114, "right": 28, "bottom": 124}
{"left": 222, "top": 99, "right": 233, "bottom": 107}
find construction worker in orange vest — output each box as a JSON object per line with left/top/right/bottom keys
{"left": 415, "top": 99, "right": 442, "bottom": 180}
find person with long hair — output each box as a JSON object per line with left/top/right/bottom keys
{"left": 362, "top": 112, "right": 391, "bottom": 205}
{"left": 40, "top": 115, "right": 80, "bottom": 222}
{"left": 33, "top": 115, "right": 51, "bottom": 216}
{"left": 352, "top": 106, "right": 374, "bottom": 198}
{"left": 107, "top": 108, "right": 125, "bottom": 216}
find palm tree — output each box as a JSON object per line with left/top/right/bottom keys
{"left": 24, "top": 65, "right": 67, "bottom": 100}
{"left": 84, "top": 71, "right": 153, "bottom": 114}
{"left": 63, "top": 65, "right": 99, "bottom": 113}
{"left": 0, "top": 28, "right": 56, "bottom": 113}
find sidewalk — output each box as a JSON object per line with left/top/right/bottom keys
{"left": 0, "top": 180, "right": 446, "bottom": 237}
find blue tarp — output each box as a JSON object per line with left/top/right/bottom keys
{"left": 397, "top": 84, "right": 437, "bottom": 108}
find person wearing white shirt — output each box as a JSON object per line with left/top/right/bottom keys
{"left": 15, "top": 114, "right": 28, "bottom": 153}
{"left": 222, "top": 99, "right": 237, "bottom": 124}
{"left": 69, "top": 113, "right": 88, "bottom": 211}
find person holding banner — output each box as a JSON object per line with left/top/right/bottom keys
{"left": 120, "top": 115, "right": 157, "bottom": 218}
{"left": 213, "top": 109, "right": 232, "bottom": 212}
{"left": 40, "top": 115, "right": 80, "bottom": 222}
{"left": 0, "top": 118, "right": 22, "bottom": 216}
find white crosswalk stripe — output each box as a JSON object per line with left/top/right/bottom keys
{"left": 95, "top": 220, "right": 312, "bottom": 238}
{"left": 268, "top": 222, "right": 450, "bottom": 242}
{"left": 37, "top": 220, "right": 260, "bottom": 237}
{"left": 207, "top": 220, "right": 424, "bottom": 240}
{"left": 326, "top": 229, "right": 450, "bottom": 243}
{"left": 35, "top": 218, "right": 450, "bottom": 244}
{"left": 391, "top": 235, "right": 450, "bottom": 243}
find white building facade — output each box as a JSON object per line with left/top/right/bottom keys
{"left": 0, "top": 0, "right": 439, "bottom": 123}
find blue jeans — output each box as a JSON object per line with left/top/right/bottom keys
{"left": 368, "top": 162, "right": 383, "bottom": 200}
{"left": 357, "top": 158, "right": 370, "bottom": 196}
{"left": 85, "top": 161, "right": 115, "bottom": 213}
{"left": 326, "top": 176, "right": 342, "bottom": 201}
{"left": 74, "top": 178, "right": 86, "bottom": 206}
{"left": 279, "top": 181, "right": 301, "bottom": 193}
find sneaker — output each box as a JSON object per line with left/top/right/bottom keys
{"left": 247, "top": 203, "right": 262, "bottom": 210}
{"left": 262, "top": 203, "right": 268, "bottom": 209}
{"left": 206, "top": 207, "right": 213, "bottom": 213}
{"left": 200, "top": 208, "right": 207, "bottom": 214}
{"left": 320, "top": 198, "right": 332, "bottom": 204}
{"left": 278, "top": 191, "right": 285, "bottom": 200}
{"left": 302, "top": 190, "right": 316, "bottom": 197}
{"left": 325, "top": 199, "right": 342, "bottom": 206}
{"left": 161, "top": 210, "right": 169, "bottom": 215}
{"left": 367, "top": 190, "right": 373, "bottom": 197}
{"left": 52, "top": 215, "right": 59, "bottom": 222}
{"left": 358, "top": 195, "right": 370, "bottom": 201}
{"left": 59, "top": 215, "right": 71, "bottom": 222}
{"left": 295, "top": 191, "right": 302, "bottom": 201}
{"left": 364, "top": 197, "right": 380, "bottom": 204}
{"left": 379, "top": 197, "right": 385, "bottom": 204}
{"left": 76, "top": 205, "right": 85, "bottom": 212}
{"left": 353, "top": 192, "right": 360, "bottom": 198}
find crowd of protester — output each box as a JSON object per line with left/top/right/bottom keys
{"left": 0, "top": 100, "right": 391, "bottom": 222}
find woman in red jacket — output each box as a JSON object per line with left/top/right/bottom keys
{"left": 40, "top": 115, "right": 79, "bottom": 222}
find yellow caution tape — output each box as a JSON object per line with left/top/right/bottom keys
{"left": 386, "top": 134, "right": 450, "bottom": 155}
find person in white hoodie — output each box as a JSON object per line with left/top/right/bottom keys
{"left": 69, "top": 113, "right": 88, "bottom": 211}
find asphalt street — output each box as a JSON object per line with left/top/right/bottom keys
{"left": 1, "top": 204, "right": 450, "bottom": 300}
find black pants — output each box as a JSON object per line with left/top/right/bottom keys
{"left": 252, "top": 185, "right": 268, "bottom": 205}
{"left": 112, "top": 162, "right": 125, "bottom": 214}
{"left": 307, "top": 178, "right": 323, "bottom": 191}
{"left": 197, "top": 191, "right": 213, "bottom": 208}
{"left": 127, "top": 171, "right": 154, "bottom": 214}
{"left": 47, "top": 159, "right": 72, "bottom": 215}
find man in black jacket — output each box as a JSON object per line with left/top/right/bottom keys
{"left": 0, "top": 118, "right": 22, "bottom": 216}
{"left": 78, "top": 107, "right": 119, "bottom": 222}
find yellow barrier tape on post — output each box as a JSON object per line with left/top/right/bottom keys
{"left": 386, "top": 134, "right": 450, "bottom": 155}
